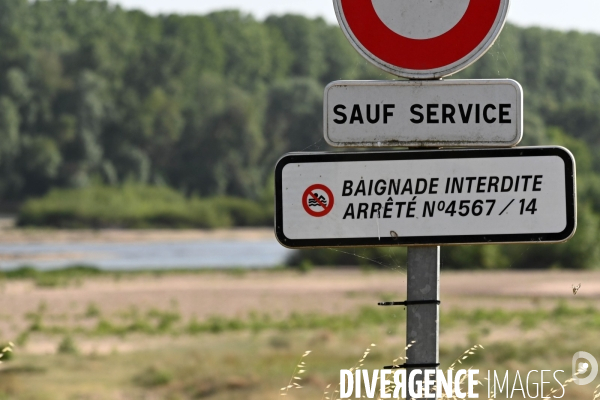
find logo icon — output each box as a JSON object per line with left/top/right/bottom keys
{"left": 572, "top": 351, "right": 598, "bottom": 385}
{"left": 302, "top": 184, "right": 334, "bottom": 217}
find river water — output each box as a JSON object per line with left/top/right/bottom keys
{"left": 0, "top": 239, "right": 296, "bottom": 271}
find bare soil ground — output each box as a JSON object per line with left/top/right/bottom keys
{"left": 1, "top": 268, "right": 596, "bottom": 320}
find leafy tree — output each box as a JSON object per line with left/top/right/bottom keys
{"left": 0, "top": 2, "right": 600, "bottom": 270}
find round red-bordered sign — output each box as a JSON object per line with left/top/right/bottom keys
{"left": 302, "top": 184, "right": 335, "bottom": 217}
{"left": 334, "top": 0, "right": 510, "bottom": 79}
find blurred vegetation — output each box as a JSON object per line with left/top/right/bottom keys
{"left": 1, "top": 295, "right": 597, "bottom": 399}
{"left": 17, "top": 184, "right": 272, "bottom": 228}
{"left": 0, "top": 265, "right": 103, "bottom": 288}
{"left": 56, "top": 336, "right": 78, "bottom": 355}
{"left": 0, "top": 265, "right": 286, "bottom": 289}
{"left": 0, "top": 1, "right": 598, "bottom": 268}
{"left": 7, "top": 288, "right": 599, "bottom": 338}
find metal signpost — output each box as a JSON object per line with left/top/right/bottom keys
{"left": 274, "top": 0, "right": 577, "bottom": 397}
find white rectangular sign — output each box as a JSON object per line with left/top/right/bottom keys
{"left": 275, "top": 147, "right": 576, "bottom": 248}
{"left": 324, "top": 79, "right": 523, "bottom": 148}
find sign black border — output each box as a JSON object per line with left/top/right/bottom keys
{"left": 274, "top": 147, "right": 577, "bottom": 249}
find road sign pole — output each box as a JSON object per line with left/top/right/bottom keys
{"left": 406, "top": 246, "right": 440, "bottom": 398}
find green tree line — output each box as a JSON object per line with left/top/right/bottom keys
{"left": 0, "top": 1, "right": 382, "bottom": 201}
{"left": 3, "top": 0, "right": 600, "bottom": 268}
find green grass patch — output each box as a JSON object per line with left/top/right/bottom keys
{"left": 0, "top": 266, "right": 104, "bottom": 288}
{"left": 0, "top": 266, "right": 288, "bottom": 289}
{"left": 17, "top": 184, "right": 272, "bottom": 229}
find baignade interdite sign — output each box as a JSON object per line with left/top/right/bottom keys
{"left": 275, "top": 147, "right": 576, "bottom": 248}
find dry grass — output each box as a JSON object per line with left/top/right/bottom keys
{"left": 0, "top": 270, "right": 599, "bottom": 399}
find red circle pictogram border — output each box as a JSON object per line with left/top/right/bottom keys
{"left": 338, "top": 0, "right": 503, "bottom": 72}
{"left": 302, "top": 184, "right": 335, "bottom": 217}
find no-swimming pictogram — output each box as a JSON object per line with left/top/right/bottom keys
{"left": 302, "top": 184, "right": 334, "bottom": 217}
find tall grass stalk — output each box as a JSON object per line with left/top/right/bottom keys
{"left": 0, "top": 342, "right": 14, "bottom": 364}
{"left": 283, "top": 342, "right": 599, "bottom": 400}
{"left": 281, "top": 350, "right": 311, "bottom": 396}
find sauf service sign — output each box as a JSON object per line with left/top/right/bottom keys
{"left": 275, "top": 147, "right": 576, "bottom": 248}
{"left": 324, "top": 80, "right": 523, "bottom": 148}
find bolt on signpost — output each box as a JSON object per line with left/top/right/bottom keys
{"left": 275, "top": 0, "right": 577, "bottom": 398}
